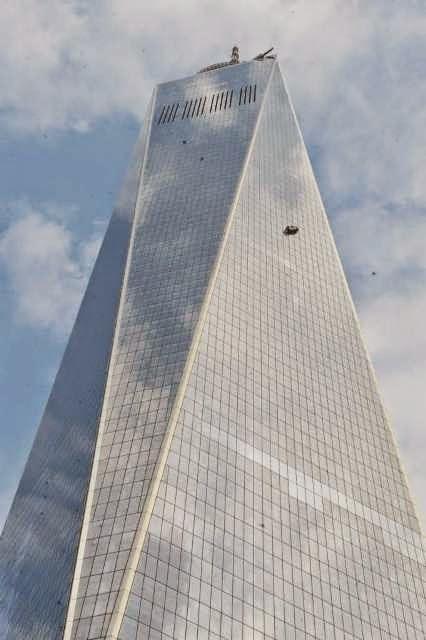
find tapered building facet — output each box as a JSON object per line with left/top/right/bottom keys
{"left": 1, "top": 52, "right": 425, "bottom": 640}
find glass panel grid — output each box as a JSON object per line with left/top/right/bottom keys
{"left": 119, "top": 63, "right": 425, "bottom": 640}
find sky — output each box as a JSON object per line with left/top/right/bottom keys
{"left": 0, "top": 0, "right": 425, "bottom": 530}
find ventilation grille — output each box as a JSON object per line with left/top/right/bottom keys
{"left": 157, "top": 84, "right": 257, "bottom": 125}
{"left": 238, "top": 84, "right": 256, "bottom": 105}
{"left": 157, "top": 103, "right": 180, "bottom": 125}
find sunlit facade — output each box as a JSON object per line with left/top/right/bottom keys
{"left": 1, "top": 55, "right": 425, "bottom": 640}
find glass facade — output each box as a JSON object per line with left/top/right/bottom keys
{"left": 1, "top": 58, "right": 424, "bottom": 640}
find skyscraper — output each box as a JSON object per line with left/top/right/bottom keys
{"left": 1, "top": 49, "right": 425, "bottom": 640}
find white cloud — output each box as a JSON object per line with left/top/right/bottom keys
{"left": 358, "top": 285, "right": 426, "bottom": 528}
{"left": 334, "top": 201, "right": 426, "bottom": 287}
{"left": 0, "top": 202, "right": 103, "bottom": 336}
